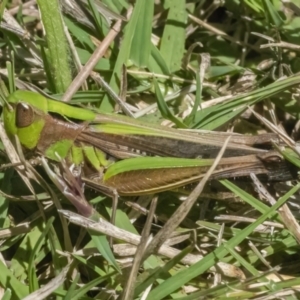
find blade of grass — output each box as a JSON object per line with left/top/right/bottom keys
{"left": 0, "top": 260, "right": 29, "bottom": 299}
{"left": 28, "top": 217, "right": 55, "bottom": 292}
{"left": 129, "top": 0, "right": 154, "bottom": 67}
{"left": 36, "top": 0, "right": 72, "bottom": 92}
{"left": 154, "top": 77, "right": 186, "bottom": 127}
{"left": 146, "top": 183, "right": 300, "bottom": 300}
{"left": 160, "top": 0, "right": 187, "bottom": 73}
{"left": 100, "top": 0, "right": 154, "bottom": 110}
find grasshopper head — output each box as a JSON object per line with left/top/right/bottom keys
{"left": 3, "top": 91, "right": 48, "bottom": 150}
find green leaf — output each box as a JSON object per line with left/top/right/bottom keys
{"left": 148, "top": 43, "right": 170, "bottom": 75}
{"left": 64, "top": 17, "right": 95, "bottom": 51}
{"left": 160, "top": 0, "right": 187, "bottom": 72}
{"left": 262, "top": 0, "right": 284, "bottom": 28}
{"left": 281, "top": 148, "right": 300, "bottom": 168}
{"left": 11, "top": 220, "right": 48, "bottom": 281}
{"left": 100, "top": 0, "right": 154, "bottom": 111}
{"left": 134, "top": 246, "right": 193, "bottom": 297}
{"left": 146, "top": 182, "right": 300, "bottom": 300}
{"left": 36, "top": 0, "right": 72, "bottom": 92}
{"left": 129, "top": 0, "right": 154, "bottom": 67}
{"left": 190, "top": 74, "right": 300, "bottom": 129}
{"left": 88, "top": 212, "right": 121, "bottom": 273}
{"left": 2, "top": 289, "right": 12, "bottom": 300}
{"left": 0, "top": 260, "right": 29, "bottom": 299}
{"left": 0, "top": 0, "right": 8, "bottom": 23}
{"left": 28, "top": 217, "right": 55, "bottom": 292}
{"left": 154, "top": 78, "right": 186, "bottom": 128}
{"left": 76, "top": 48, "right": 111, "bottom": 71}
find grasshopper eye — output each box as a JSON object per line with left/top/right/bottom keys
{"left": 15, "top": 103, "right": 34, "bottom": 128}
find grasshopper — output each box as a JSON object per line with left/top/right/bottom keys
{"left": 2, "top": 90, "right": 296, "bottom": 196}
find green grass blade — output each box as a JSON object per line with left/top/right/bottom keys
{"left": 2, "top": 289, "right": 12, "bottom": 300}
{"left": 0, "top": 260, "right": 29, "bottom": 299}
{"left": 134, "top": 245, "right": 193, "bottom": 297}
{"left": 6, "top": 60, "right": 15, "bottom": 94}
{"left": 28, "top": 217, "right": 55, "bottom": 292}
{"left": 0, "top": 169, "right": 12, "bottom": 228}
{"left": 36, "top": 0, "right": 72, "bottom": 92}
{"left": 148, "top": 43, "right": 170, "bottom": 75}
{"left": 63, "top": 274, "right": 80, "bottom": 300}
{"left": 129, "top": 0, "right": 154, "bottom": 67}
{"left": 160, "top": 0, "right": 187, "bottom": 73}
{"left": 220, "top": 179, "right": 281, "bottom": 221}
{"left": 146, "top": 182, "right": 300, "bottom": 300}
{"left": 191, "top": 74, "right": 300, "bottom": 129}
{"left": 66, "top": 271, "right": 117, "bottom": 300}
{"left": 185, "top": 63, "right": 203, "bottom": 125}
{"left": 0, "top": 0, "right": 8, "bottom": 23}
{"left": 154, "top": 78, "right": 186, "bottom": 127}
{"left": 262, "top": 0, "right": 284, "bottom": 28}
{"left": 87, "top": 0, "right": 109, "bottom": 34}
{"left": 100, "top": 0, "right": 154, "bottom": 110}
{"left": 89, "top": 228, "right": 121, "bottom": 273}
{"left": 281, "top": 148, "right": 300, "bottom": 168}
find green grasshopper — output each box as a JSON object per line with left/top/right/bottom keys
{"left": 2, "top": 90, "right": 296, "bottom": 196}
